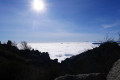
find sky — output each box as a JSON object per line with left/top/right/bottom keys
{"left": 0, "top": 0, "right": 120, "bottom": 42}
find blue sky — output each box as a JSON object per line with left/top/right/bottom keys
{"left": 0, "top": 0, "right": 120, "bottom": 42}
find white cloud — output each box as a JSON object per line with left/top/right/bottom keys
{"left": 102, "top": 22, "right": 120, "bottom": 29}
{"left": 29, "top": 42, "right": 98, "bottom": 62}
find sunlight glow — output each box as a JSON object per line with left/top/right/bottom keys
{"left": 32, "top": 0, "right": 45, "bottom": 12}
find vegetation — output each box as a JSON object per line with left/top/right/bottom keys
{"left": 0, "top": 40, "right": 65, "bottom": 80}
{"left": 0, "top": 40, "right": 120, "bottom": 80}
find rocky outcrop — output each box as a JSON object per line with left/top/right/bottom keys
{"left": 107, "top": 59, "right": 120, "bottom": 80}
{"left": 55, "top": 73, "right": 106, "bottom": 80}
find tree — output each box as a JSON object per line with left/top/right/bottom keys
{"left": 12, "top": 41, "right": 18, "bottom": 47}
{"left": 118, "top": 32, "right": 120, "bottom": 41}
{"left": 20, "top": 41, "right": 31, "bottom": 50}
{"left": 7, "top": 40, "right": 12, "bottom": 46}
{"left": 104, "top": 35, "right": 114, "bottom": 42}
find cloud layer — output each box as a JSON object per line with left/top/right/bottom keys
{"left": 29, "top": 42, "right": 98, "bottom": 62}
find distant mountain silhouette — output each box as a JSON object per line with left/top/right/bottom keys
{"left": 0, "top": 40, "right": 120, "bottom": 80}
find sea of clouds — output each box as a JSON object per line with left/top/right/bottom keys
{"left": 29, "top": 42, "right": 98, "bottom": 62}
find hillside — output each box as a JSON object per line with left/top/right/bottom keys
{"left": 0, "top": 41, "right": 65, "bottom": 80}
{"left": 61, "top": 42, "right": 120, "bottom": 74}
{"left": 0, "top": 40, "right": 120, "bottom": 80}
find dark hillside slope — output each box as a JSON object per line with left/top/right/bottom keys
{"left": 61, "top": 42, "right": 120, "bottom": 74}
{"left": 1, "top": 41, "right": 120, "bottom": 80}
{"left": 0, "top": 41, "right": 65, "bottom": 80}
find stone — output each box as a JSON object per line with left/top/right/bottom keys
{"left": 55, "top": 73, "right": 106, "bottom": 80}
{"left": 107, "top": 59, "right": 120, "bottom": 80}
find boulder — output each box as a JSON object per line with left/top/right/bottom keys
{"left": 107, "top": 59, "right": 120, "bottom": 80}
{"left": 55, "top": 73, "right": 106, "bottom": 80}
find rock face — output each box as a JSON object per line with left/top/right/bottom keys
{"left": 55, "top": 73, "right": 106, "bottom": 80}
{"left": 107, "top": 59, "right": 120, "bottom": 80}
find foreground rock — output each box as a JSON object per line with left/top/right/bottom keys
{"left": 55, "top": 73, "right": 106, "bottom": 80}
{"left": 107, "top": 59, "right": 120, "bottom": 80}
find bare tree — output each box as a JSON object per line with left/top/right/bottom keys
{"left": 104, "top": 35, "right": 114, "bottom": 42}
{"left": 118, "top": 32, "right": 120, "bottom": 41}
{"left": 20, "top": 41, "right": 31, "bottom": 50}
{"left": 12, "top": 41, "right": 18, "bottom": 47}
